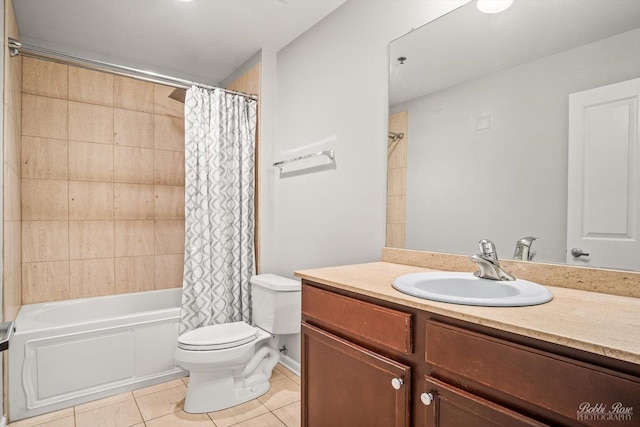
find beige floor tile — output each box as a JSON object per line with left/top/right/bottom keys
{"left": 207, "top": 399, "right": 270, "bottom": 427}
{"left": 133, "top": 379, "right": 186, "bottom": 398}
{"left": 134, "top": 383, "right": 187, "bottom": 420}
{"left": 9, "top": 416, "right": 75, "bottom": 427}
{"left": 257, "top": 378, "right": 301, "bottom": 411}
{"left": 74, "top": 392, "right": 134, "bottom": 413}
{"left": 8, "top": 408, "right": 74, "bottom": 427}
{"left": 272, "top": 402, "right": 301, "bottom": 427}
{"left": 274, "top": 364, "right": 299, "bottom": 380}
{"left": 144, "top": 411, "right": 214, "bottom": 427}
{"left": 181, "top": 376, "right": 190, "bottom": 385}
{"left": 74, "top": 398, "right": 143, "bottom": 427}
{"left": 231, "top": 412, "right": 286, "bottom": 427}
{"left": 269, "top": 368, "right": 287, "bottom": 383}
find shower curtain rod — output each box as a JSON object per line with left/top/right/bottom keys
{"left": 7, "top": 38, "right": 258, "bottom": 101}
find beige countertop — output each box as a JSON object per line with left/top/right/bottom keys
{"left": 295, "top": 261, "right": 640, "bottom": 365}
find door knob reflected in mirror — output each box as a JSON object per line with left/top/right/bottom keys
{"left": 571, "top": 248, "right": 590, "bottom": 257}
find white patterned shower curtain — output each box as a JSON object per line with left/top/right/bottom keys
{"left": 180, "top": 86, "right": 257, "bottom": 333}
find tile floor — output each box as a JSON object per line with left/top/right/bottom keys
{"left": 9, "top": 364, "right": 301, "bottom": 427}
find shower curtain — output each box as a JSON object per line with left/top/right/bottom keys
{"left": 180, "top": 86, "right": 257, "bottom": 333}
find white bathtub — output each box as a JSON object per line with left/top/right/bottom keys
{"left": 9, "top": 288, "right": 186, "bottom": 421}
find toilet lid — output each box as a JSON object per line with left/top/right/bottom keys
{"left": 178, "top": 321, "right": 258, "bottom": 351}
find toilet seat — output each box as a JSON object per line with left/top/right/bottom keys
{"left": 178, "top": 321, "right": 258, "bottom": 351}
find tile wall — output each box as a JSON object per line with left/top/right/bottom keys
{"left": 20, "top": 58, "right": 185, "bottom": 304}
{"left": 386, "top": 110, "right": 408, "bottom": 248}
{"left": 3, "top": 0, "right": 23, "bottom": 321}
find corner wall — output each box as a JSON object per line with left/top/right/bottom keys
{"left": 272, "top": 0, "right": 467, "bottom": 364}
{"left": 272, "top": 0, "right": 466, "bottom": 276}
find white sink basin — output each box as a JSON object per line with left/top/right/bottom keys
{"left": 392, "top": 272, "right": 553, "bottom": 307}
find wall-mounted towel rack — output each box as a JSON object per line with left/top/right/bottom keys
{"left": 273, "top": 149, "right": 335, "bottom": 171}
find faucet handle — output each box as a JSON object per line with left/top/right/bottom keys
{"left": 478, "top": 239, "right": 497, "bottom": 259}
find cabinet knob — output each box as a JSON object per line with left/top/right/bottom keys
{"left": 421, "top": 392, "right": 434, "bottom": 406}
{"left": 391, "top": 377, "right": 404, "bottom": 390}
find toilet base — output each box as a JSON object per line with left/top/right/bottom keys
{"left": 180, "top": 340, "right": 281, "bottom": 414}
{"left": 183, "top": 369, "right": 272, "bottom": 413}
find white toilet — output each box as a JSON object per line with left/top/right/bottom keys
{"left": 175, "top": 274, "right": 301, "bottom": 413}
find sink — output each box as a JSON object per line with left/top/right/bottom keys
{"left": 392, "top": 272, "right": 553, "bottom": 307}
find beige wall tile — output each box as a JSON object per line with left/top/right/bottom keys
{"left": 154, "top": 185, "right": 185, "bottom": 220}
{"left": 114, "top": 76, "right": 154, "bottom": 113}
{"left": 69, "top": 181, "right": 114, "bottom": 220}
{"left": 388, "top": 138, "right": 407, "bottom": 170}
{"left": 4, "top": 167, "right": 21, "bottom": 221}
{"left": 154, "top": 150, "right": 185, "bottom": 186}
{"left": 68, "top": 141, "right": 114, "bottom": 182}
{"left": 114, "top": 108, "right": 153, "bottom": 148}
{"left": 69, "top": 66, "right": 114, "bottom": 106}
{"left": 155, "top": 254, "right": 184, "bottom": 289}
{"left": 115, "top": 220, "right": 155, "bottom": 257}
{"left": 115, "top": 256, "right": 155, "bottom": 294}
{"left": 115, "top": 183, "right": 154, "bottom": 220}
{"left": 22, "top": 57, "right": 68, "bottom": 98}
{"left": 154, "top": 115, "right": 184, "bottom": 152}
{"left": 387, "top": 167, "right": 406, "bottom": 197}
{"left": 22, "top": 221, "right": 69, "bottom": 262}
{"left": 22, "top": 136, "right": 69, "bottom": 180}
{"left": 22, "top": 94, "right": 68, "bottom": 139}
{"left": 4, "top": 220, "right": 21, "bottom": 272}
{"left": 155, "top": 220, "right": 185, "bottom": 255}
{"left": 4, "top": 267, "right": 22, "bottom": 321}
{"left": 69, "top": 220, "right": 115, "bottom": 259}
{"left": 386, "top": 223, "right": 406, "bottom": 249}
{"left": 69, "top": 101, "right": 114, "bottom": 144}
{"left": 386, "top": 196, "right": 406, "bottom": 225}
{"left": 153, "top": 84, "right": 185, "bottom": 118}
{"left": 22, "top": 179, "right": 69, "bottom": 220}
{"left": 114, "top": 146, "right": 154, "bottom": 184}
{"left": 70, "top": 258, "right": 115, "bottom": 298}
{"left": 22, "top": 261, "right": 70, "bottom": 304}
{"left": 4, "top": 107, "right": 21, "bottom": 172}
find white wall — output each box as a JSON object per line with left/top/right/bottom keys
{"left": 270, "top": 0, "right": 466, "bottom": 365}
{"left": 392, "top": 27, "right": 640, "bottom": 264}
{"left": 272, "top": 0, "right": 466, "bottom": 277}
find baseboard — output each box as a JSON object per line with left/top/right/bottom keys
{"left": 278, "top": 354, "right": 300, "bottom": 376}
{"left": 0, "top": 414, "right": 7, "bottom": 427}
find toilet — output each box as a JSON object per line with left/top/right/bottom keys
{"left": 175, "top": 274, "right": 301, "bottom": 413}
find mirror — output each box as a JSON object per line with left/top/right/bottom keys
{"left": 388, "top": 0, "right": 640, "bottom": 271}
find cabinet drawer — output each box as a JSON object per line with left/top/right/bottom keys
{"left": 426, "top": 321, "right": 640, "bottom": 426}
{"left": 302, "top": 284, "right": 412, "bottom": 354}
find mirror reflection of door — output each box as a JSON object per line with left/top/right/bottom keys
{"left": 567, "top": 77, "right": 640, "bottom": 270}
{"left": 387, "top": 111, "right": 408, "bottom": 248}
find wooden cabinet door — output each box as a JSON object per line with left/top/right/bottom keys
{"left": 422, "top": 377, "right": 549, "bottom": 427}
{"left": 302, "top": 323, "right": 411, "bottom": 427}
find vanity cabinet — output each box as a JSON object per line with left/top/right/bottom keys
{"left": 301, "top": 280, "right": 640, "bottom": 427}
{"left": 421, "top": 377, "right": 547, "bottom": 427}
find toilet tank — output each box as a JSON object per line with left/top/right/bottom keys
{"left": 250, "top": 274, "right": 301, "bottom": 335}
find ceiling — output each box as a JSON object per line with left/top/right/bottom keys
{"left": 12, "top": 0, "right": 347, "bottom": 86}
{"left": 389, "top": 0, "right": 640, "bottom": 105}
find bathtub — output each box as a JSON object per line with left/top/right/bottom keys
{"left": 9, "top": 288, "right": 187, "bottom": 421}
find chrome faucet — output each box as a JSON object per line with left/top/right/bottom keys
{"left": 513, "top": 236, "right": 537, "bottom": 261}
{"left": 469, "top": 239, "right": 515, "bottom": 281}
